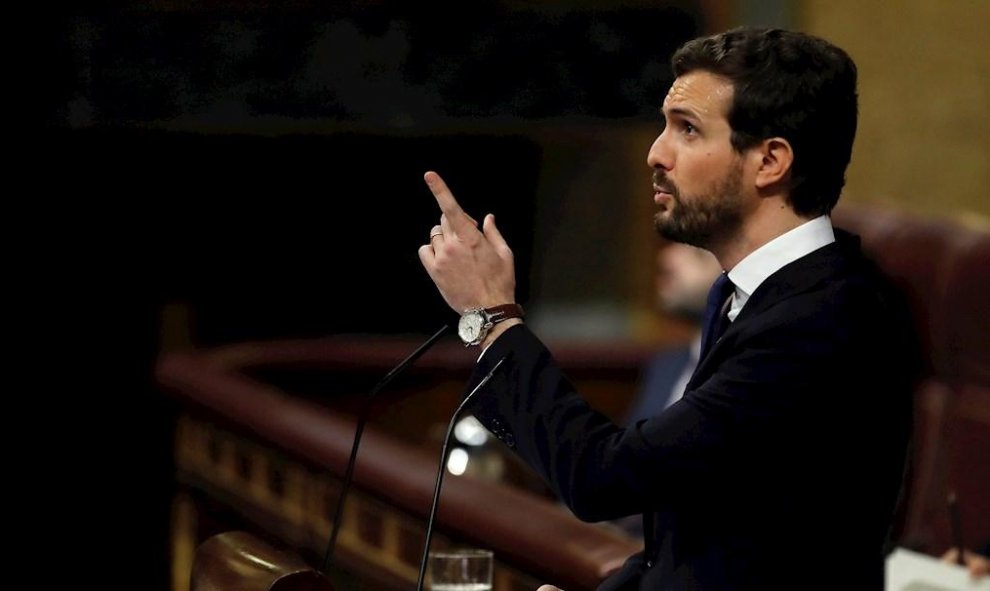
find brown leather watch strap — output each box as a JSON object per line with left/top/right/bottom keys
{"left": 485, "top": 303, "right": 525, "bottom": 324}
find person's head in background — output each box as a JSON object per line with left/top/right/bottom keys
{"left": 655, "top": 242, "right": 722, "bottom": 325}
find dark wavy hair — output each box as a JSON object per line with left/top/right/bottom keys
{"left": 672, "top": 28, "right": 858, "bottom": 216}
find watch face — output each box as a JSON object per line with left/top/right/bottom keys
{"left": 458, "top": 310, "right": 486, "bottom": 344}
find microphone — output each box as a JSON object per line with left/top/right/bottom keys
{"left": 416, "top": 356, "right": 508, "bottom": 591}
{"left": 321, "top": 324, "right": 452, "bottom": 575}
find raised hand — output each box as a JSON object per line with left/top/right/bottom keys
{"left": 418, "top": 171, "right": 517, "bottom": 315}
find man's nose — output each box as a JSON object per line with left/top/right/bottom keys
{"left": 647, "top": 131, "right": 672, "bottom": 170}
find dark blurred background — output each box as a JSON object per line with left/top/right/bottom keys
{"left": 45, "top": 2, "right": 701, "bottom": 344}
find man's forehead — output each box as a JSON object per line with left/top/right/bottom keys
{"left": 662, "top": 71, "right": 732, "bottom": 113}
{"left": 663, "top": 78, "right": 694, "bottom": 107}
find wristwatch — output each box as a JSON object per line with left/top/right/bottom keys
{"left": 457, "top": 304, "right": 525, "bottom": 346}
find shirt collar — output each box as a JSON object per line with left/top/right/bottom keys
{"left": 726, "top": 215, "right": 835, "bottom": 319}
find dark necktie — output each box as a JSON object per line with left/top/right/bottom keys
{"left": 699, "top": 272, "right": 734, "bottom": 360}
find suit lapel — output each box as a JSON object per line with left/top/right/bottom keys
{"left": 686, "top": 233, "right": 859, "bottom": 389}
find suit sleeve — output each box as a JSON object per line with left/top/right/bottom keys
{"left": 465, "top": 308, "right": 884, "bottom": 523}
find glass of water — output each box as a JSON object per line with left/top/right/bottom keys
{"left": 428, "top": 548, "right": 493, "bottom": 590}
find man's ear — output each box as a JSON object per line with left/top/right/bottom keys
{"left": 754, "top": 137, "right": 794, "bottom": 190}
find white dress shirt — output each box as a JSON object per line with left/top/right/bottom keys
{"left": 726, "top": 215, "right": 836, "bottom": 321}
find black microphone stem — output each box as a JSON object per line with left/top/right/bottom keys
{"left": 321, "top": 324, "right": 451, "bottom": 575}
{"left": 416, "top": 356, "right": 506, "bottom": 591}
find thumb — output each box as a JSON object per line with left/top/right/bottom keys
{"left": 483, "top": 214, "right": 513, "bottom": 257}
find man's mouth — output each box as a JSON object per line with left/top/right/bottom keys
{"left": 654, "top": 184, "right": 674, "bottom": 205}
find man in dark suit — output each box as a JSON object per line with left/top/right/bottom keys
{"left": 418, "top": 27, "right": 912, "bottom": 590}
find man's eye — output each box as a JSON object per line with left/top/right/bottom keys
{"left": 684, "top": 122, "right": 697, "bottom": 134}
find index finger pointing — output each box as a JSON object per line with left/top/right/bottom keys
{"left": 424, "top": 171, "right": 464, "bottom": 218}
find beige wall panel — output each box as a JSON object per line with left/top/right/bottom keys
{"left": 801, "top": 1, "right": 990, "bottom": 219}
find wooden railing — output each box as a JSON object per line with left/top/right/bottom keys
{"left": 158, "top": 339, "right": 648, "bottom": 591}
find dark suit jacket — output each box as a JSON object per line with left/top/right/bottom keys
{"left": 466, "top": 232, "right": 913, "bottom": 590}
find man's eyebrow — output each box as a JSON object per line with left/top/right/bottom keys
{"left": 664, "top": 106, "right": 702, "bottom": 121}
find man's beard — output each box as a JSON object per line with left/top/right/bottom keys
{"left": 653, "top": 162, "right": 745, "bottom": 249}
